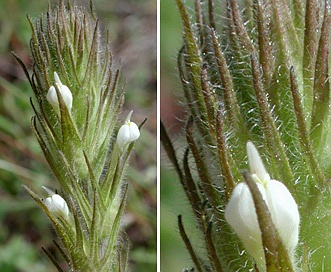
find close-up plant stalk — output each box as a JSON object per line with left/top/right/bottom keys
{"left": 161, "top": 0, "right": 331, "bottom": 271}
{"left": 11, "top": 1, "right": 147, "bottom": 271}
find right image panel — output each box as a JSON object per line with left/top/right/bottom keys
{"left": 161, "top": 0, "right": 331, "bottom": 271}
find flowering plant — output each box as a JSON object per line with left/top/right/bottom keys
{"left": 13, "top": 1, "right": 141, "bottom": 271}
{"left": 161, "top": 0, "right": 331, "bottom": 270}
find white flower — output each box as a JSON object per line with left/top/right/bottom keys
{"left": 224, "top": 142, "right": 300, "bottom": 271}
{"left": 42, "top": 186, "right": 69, "bottom": 218}
{"left": 116, "top": 110, "right": 140, "bottom": 151}
{"left": 46, "top": 72, "right": 73, "bottom": 115}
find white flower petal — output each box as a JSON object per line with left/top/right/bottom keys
{"left": 125, "top": 110, "right": 133, "bottom": 122}
{"left": 42, "top": 186, "right": 55, "bottom": 196}
{"left": 246, "top": 141, "right": 269, "bottom": 184}
{"left": 128, "top": 121, "right": 140, "bottom": 142}
{"left": 117, "top": 124, "right": 131, "bottom": 150}
{"left": 60, "top": 84, "right": 73, "bottom": 110}
{"left": 225, "top": 182, "right": 267, "bottom": 270}
{"left": 46, "top": 86, "right": 58, "bottom": 108}
{"left": 54, "top": 71, "right": 61, "bottom": 86}
{"left": 265, "top": 179, "right": 300, "bottom": 252}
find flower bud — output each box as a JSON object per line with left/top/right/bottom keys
{"left": 224, "top": 142, "right": 300, "bottom": 271}
{"left": 46, "top": 72, "right": 73, "bottom": 115}
{"left": 42, "top": 186, "right": 69, "bottom": 218}
{"left": 116, "top": 111, "right": 140, "bottom": 151}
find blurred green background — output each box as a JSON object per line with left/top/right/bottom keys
{"left": 160, "top": 0, "right": 198, "bottom": 271}
{"left": 0, "top": 0, "right": 156, "bottom": 271}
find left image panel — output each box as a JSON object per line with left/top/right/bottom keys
{"left": 0, "top": 1, "right": 156, "bottom": 271}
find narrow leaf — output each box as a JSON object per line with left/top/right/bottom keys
{"left": 290, "top": 67, "right": 327, "bottom": 188}
{"left": 211, "top": 30, "right": 242, "bottom": 129}
{"left": 42, "top": 247, "right": 65, "bottom": 272}
{"left": 216, "top": 105, "right": 236, "bottom": 200}
{"left": 251, "top": 55, "right": 294, "bottom": 190}
{"left": 310, "top": 1, "right": 331, "bottom": 146}
{"left": 178, "top": 215, "right": 204, "bottom": 272}
{"left": 186, "top": 116, "right": 222, "bottom": 210}
{"left": 160, "top": 121, "right": 184, "bottom": 182}
{"left": 99, "top": 184, "right": 128, "bottom": 269}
